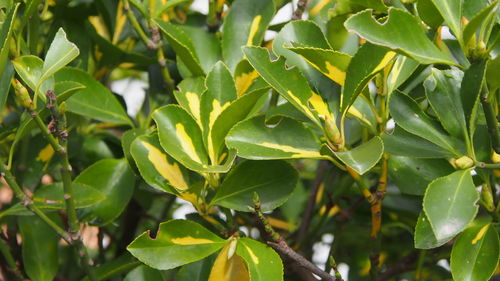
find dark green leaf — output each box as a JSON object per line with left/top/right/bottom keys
{"left": 0, "top": 61, "right": 13, "bottom": 113}
{"left": 344, "top": 8, "right": 456, "bottom": 65}
{"left": 226, "top": 116, "right": 326, "bottom": 160}
{"left": 0, "top": 3, "right": 17, "bottom": 77}
{"left": 178, "top": 26, "right": 222, "bottom": 73}
{"left": 389, "top": 156, "right": 455, "bottom": 195}
{"left": 154, "top": 20, "right": 204, "bottom": 76}
{"left": 19, "top": 214, "right": 59, "bottom": 281}
{"left": 55, "top": 67, "right": 132, "bottom": 126}
{"left": 236, "top": 238, "right": 284, "bottom": 281}
{"left": 12, "top": 55, "right": 54, "bottom": 101}
{"left": 334, "top": 136, "right": 384, "bottom": 175}
{"left": 175, "top": 255, "right": 215, "bottom": 281}
{"left": 423, "top": 169, "right": 479, "bottom": 241}
{"left": 463, "top": 1, "right": 499, "bottom": 46}
{"left": 389, "top": 90, "right": 463, "bottom": 155}
{"left": 341, "top": 43, "right": 396, "bottom": 114}
{"left": 127, "top": 220, "right": 226, "bottom": 270}
{"left": 80, "top": 253, "right": 140, "bottom": 281}
{"left": 415, "top": 212, "right": 453, "bottom": 249}
{"left": 429, "top": 0, "right": 462, "bottom": 39}
{"left": 212, "top": 160, "right": 298, "bottom": 212}
{"left": 416, "top": 0, "right": 444, "bottom": 28}
{"left": 424, "top": 68, "right": 467, "bottom": 139}
{"left": 451, "top": 224, "right": 500, "bottom": 281}
{"left": 40, "top": 28, "right": 79, "bottom": 83}
{"left": 75, "top": 158, "right": 135, "bottom": 226}
{"left": 123, "top": 265, "right": 164, "bottom": 281}
{"left": 222, "top": 0, "right": 275, "bottom": 71}
{"left": 461, "top": 60, "right": 487, "bottom": 134}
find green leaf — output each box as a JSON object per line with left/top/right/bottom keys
{"left": 173, "top": 76, "right": 206, "bottom": 124}
{"left": 127, "top": 220, "right": 226, "bottom": 270}
{"left": 154, "top": 19, "right": 204, "bottom": 76}
{"left": 0, "top": 182, "right": 105, "bottom": 218}
{"left": 0, "top": 3, "right": 17, "bottom": 77}
{"left": 211, "top": 160, "right": 298, "bottom": 212}
{"left": 75, "top": 159, "right": 135, "bottom": 226}
{"left": 178, "top": 26, "right": 222, "bottom": 74}
{"left": 416, "top": 0, "right": 444, "bottom": 28}
{"left": 124, "top": 265, "right": 164, "bottom": 281}
{"left": 344, "top": 8, "right": 456, "bottom": 65}
{"left": 451, "top": 224, "right": 500, "bottom": 281}
{"left": 386, "top": 55, "right": 420, "bottom": 96}
{"left": 242, "top": 46, "right": 330, "bottom": 128}
{"left": 382, "top": 126, "right": 455, "bottom": 158}
{"left": 80, "top": 253, "right": 140, "bottom": 281}
{"left": 19, "top": 215, "right": 59, "bottom": 281}
{"left": 130, "top": 133, "right": 188, "bottom": 194}
{"left": 201, "top": 61, "right": 238, "bottom": 163}
{"left": 334, "top": 136, "right": 384, "bottom": 175}
{"left": 415, "top": 212, "right": 453, "bottom": 249}
{"left": 153, "top": 105, "right": 209, "bottom": 172}
{"left": 388, "top": 156, "right": 455, "bottom": 195}
{"left": 121, "top": 128, "right": 148, "bottom": 174}
{"left": 486, "top": 54, "right": 500, "bottom": 92}
{"left": 272, "top": 20, "right": 332, "bottom": 88}
{"left": 175, "top": 255, "right": 215, "bottom": 281}
{"left": 429, "top": 0, "right": 462, "bottom": 39}
{"left": 341, "top": 43, "right": 396, "bottom": 114}
{"left": 286, "top": 45, "right": 352, "bottom": 86}
{"left": 461, "top": 60, "right": 487, "bottom": 134}
{"left": 462, "top": 1, "right": 499, "bottom": 46}
{"left": 236, "top": 238, "right": 284, "bottom": 281}
{"left": 0, "top": 61, "right": 13, "bottom": 113}
{"left": 423, "top": 169, "right": 479, "bottom": 241}
{"left": 55, "top": 67, "right": 132, "bottom": 126}
{"left": 12, "top": 55, "right": 54, "bottom": 101}
{"left": 424, "top": 68, "right": 467, "bottom": 139}
{"left": 210, "top": 87, "right": 269, "bottom": 162}
{"left": 40, "top": 28, "right": 79, "bottom": 84}
{"left": 222, "top": 0, "right": 275, "bottom": 71}
{"left": 226, "top": 116, "right": 326, "bottom": 160}
{"left": 389, "top": 90, "right": 463, "bottom": 155}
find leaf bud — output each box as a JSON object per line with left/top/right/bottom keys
{"left": 11, "top": 79, "right": 33, "bottom": 109}
{"left": 453, "top": 156, "right": 475, "bottom": 169}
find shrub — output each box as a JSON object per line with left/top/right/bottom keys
{"left": 0, "top": 0, "right": 499, "bottom": 280}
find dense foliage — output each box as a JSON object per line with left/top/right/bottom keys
{"left": 0, "top": 0, "right": 499, "bottom": 280}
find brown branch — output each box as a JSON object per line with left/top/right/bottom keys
{"left": 379, "top": 251, "right": 418, "bottom": 281}
{"left": 295, "top": 160, "right": 329, "bottom": 246}
{"left": 292, "top": 0, "right": 309, "bottom": 20}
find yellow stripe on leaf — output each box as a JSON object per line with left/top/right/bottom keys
{"left": 235, "top": 70, "right": 259, "bottom": 96}
{"left": 472, "top": 225, "right": 490, "bottom": 245}
{"left": 209, "top": 241, "right": 250, "bottom": 281}
{"left": 325, "top": 61, "right": 346, "bottom": 85}
{"left": 310, "top": 0, "right": 332, "bottom": 16}
{"left": 308, "top": 92, "right": 330, "bottom": 118}
{"left": 373, "top": 51, "right": 397, "bottom": 73}
{"left": 207, "top": 100, "right": 231, "bottom": 163}
{"left": 141, "top": 141, "right": 189, "bottom": 191}
{"left": 246, "top": 15, "right": 262, "bottom": 46}
{"left": 186, "top": 91, "right": 202, "bottom": 125}
{"left": 37, "top": 144, "right": 55, "bottom": 162}
{"left": 244, "top": 245, "right": 259, "bottom": 264}
{"left": 176, "top": 123, "right": 203, "bottom": 164}
{"left": 286, "top": 90, "right": 317, "bottom": 122}
{"left": 259, "top": 142, "right": 322, "bottom": 158}
{"left": 171, "top": 236, "right": 216, "bottom": 245}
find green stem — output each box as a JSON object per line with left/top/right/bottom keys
{"left": 0, "top": 163, "right": 71, "bottom": 243}
{"left": 124, "top": 0, "right": 154, "bottom": 49}
{"left": 0, "top": 237, "right": 23, "bottom": 280}
{"left": 207, "top": 0, "right": 220, "bottom": 32}
{"left": 481, "top": 87, "right": 500, "bottom": 154}
{"left": 476, "top": 162, "right": 500, "bottom": 169}
{"left": 31, "top": 111, "right": 64, "bottom": 153}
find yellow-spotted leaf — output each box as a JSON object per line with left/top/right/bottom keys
{"left": 236, "top": 238, "right": 283, "bottom": 281}
{"left": 173, "top": 77, "right": 206, "bottom": 126}
{"left": 210, "top": 87, "right": 269, "bottom": 163}
{"left": 221, "top": 0, "right": 275, "bottom": 71}
{"left": 334, "top": 136, "right": 384, "bottom": 175}
{"left": 130, "top": 133, "right": 189, "bottom": 195}
{"left": 153, "top": 105, "right": 209, "bottom": 172}
{"left": 154, "top": 19, "right": 205, "bottom": 76}
{"left": 127, "top": 220, "right": 226, "bottom": 270}
{"left": 201, "top": 61, "right": 238, "bottom": 164}
{"left": 234, "top": 60, "right": 266, "bottom": 96}
{"left": 286, "top": 45, "right": 352, "bottom": 86}
{"left": 242, "top": 46, "right": 332, "bottom": 128}
{"left": 208, "top": 239, "right": 250, "bottom": 281}
{"left": 226, "top": 116, "right": 327, "bottom": 160}
{"left": 341, "top": 43, "right": 396, "bottom": 114}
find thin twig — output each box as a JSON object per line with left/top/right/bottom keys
{"left": 292, "top": 0, "right": 309, "bottom": 20}
{"left": 295, "top": 160, "right": 328, "bottom": 246}
{"left": 0, "top": 237, "right": 23, "bottom": 280}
